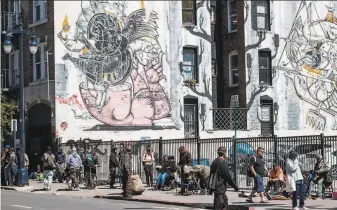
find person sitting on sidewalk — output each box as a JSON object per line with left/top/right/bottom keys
{"left": 154, "top": 155, "right": 176, "bottom": 190}
{"left": 29, "top": 165, "right": 42, "bottom": 180}
{"left": 191, "top": 165, "right": 210, "bottom": 195}
{"left": 265, "top": 165, "right": 285, "bottom": 194}
{"left": 308, "top": 154, "right": 330, "bottom": 199}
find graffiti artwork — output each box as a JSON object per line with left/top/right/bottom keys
{"left": 57, "top": 1, "right": 171, "bottom": 128}
{"left": 276, "top": 1, "right": 337, "bottom": 131}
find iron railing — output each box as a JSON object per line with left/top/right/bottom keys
{"left": 59, "top": 134, "right": 337, "bottom": 190}
{"left": 212, "top": 108, "right": 248, "bottom": 130}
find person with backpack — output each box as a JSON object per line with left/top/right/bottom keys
{"left": 142, "top": 146, "right": 155, "bottom": 187}
{"left": 8, "top": 148, "right": 18, "bottom": 186}
{"left": 246, "top": 147, "right": 269, "bottom": 203}
{"left": 55, "top": 147, "right": 66, "bottom": 183}
{"left": 209, "top": 147, "right": 239, "bottom": 210}
{"left": 41, "top": 146, "right": 56, "bottom": 191}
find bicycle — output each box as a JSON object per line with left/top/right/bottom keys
{"left": 66, "top": 168, "right": 84, "bottom": 189}
{"left": 83, "top": 165, "right": 98, "bottom": 190}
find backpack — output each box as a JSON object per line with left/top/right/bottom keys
{"left": 247, "top": 156, "right": 256, "bottom": 177}
{"left": 86, "top": 156, "right": 95, "bottom": 167}
{"left": 43, "top": 153, "right": 56, "bottom": 169}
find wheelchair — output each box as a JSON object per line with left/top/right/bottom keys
{"left": 153, "top": 157, "right": 179, "bottom": 191}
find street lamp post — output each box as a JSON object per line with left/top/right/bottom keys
{"left": 3, "top": 20, "right": 38, "bottom": 186}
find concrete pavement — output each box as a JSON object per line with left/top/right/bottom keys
{"left": 2, "top": 181, "right": 337, "bottom": 210}
{"left": 1, "top": 190, "right": 200, "bottom": 210}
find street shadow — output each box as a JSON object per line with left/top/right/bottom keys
{"left": 232, "top": 202, "right": 285, "bottom": 208}
{"left": 56, "top": 188, "right": 73, "bottom": 191}
{"left": 31, "top": 188, "right": 49, "bottom": 192}
{"left": 107, "top": 193, "right": 123, "bottom": 195}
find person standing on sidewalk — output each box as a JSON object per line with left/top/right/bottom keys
{"left": 210, "top": 147, "right": 239, "bottom": 210}
{"left": 41, "top": 146, "right": 56, "bottom": 191}
{"left": 121, "top": 145, "right": 132, "bottom": 198}
{"left": 8, "top": 148, "right": 18, "bottom": 186}
{"left": 55, "top": 148, "right": 66, "bottom": 183}
{"left": 142, "top": 146, "right": 155, "bottom": 187}
{"left": 178, "top": 146, "right": 191, "bottom": 194}
{"left": 286, "top": 150, "right": 308, "bottom": 210}
{"left": 67, "top": 147, "right": 83, "bottom": 191}
{"left": 109, "top": 146, "right": 118, "bottom": 188}
{"left": 246, "top": 147, "right": 269, "bottom": 203}
{"left": 1, "top": 145, "right": 10, "bottom": 186}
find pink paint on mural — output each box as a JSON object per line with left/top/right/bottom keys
{"left": 57, "top": 1, "right": 171, "bottom": 127}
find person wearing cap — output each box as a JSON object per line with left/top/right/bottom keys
{"left": 1, "top": 145, "right": 10, "bottom": 186}
{"left": 67, "top": 147, "right": 83, "bottom": 191}
{"left": 309, "top": 153, "right": 330, "bottom": 199}
{"left": 121, "top": 145, "right": 133, "bottom": 197}
{"left": 178, "top": 146, "right": 191, "bottom": 194}
{"left": 210, "top": 147, "right": 239, "bottom": 210}
{"left": 286, "top": 150, "right": 308, "bottom": 210}
{"left": 109, "top": 145, "right": 118, "bottom": 188}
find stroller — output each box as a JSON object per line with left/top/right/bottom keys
{"left": 180, "top": 165, "right": 201, "bottom": 195}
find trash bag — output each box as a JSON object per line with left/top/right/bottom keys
{"left": 131, "top": 174, "right": 145, "bottom": 195}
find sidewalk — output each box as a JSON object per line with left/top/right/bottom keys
{"left": 2, "top": 181, "right": 336, "bottom": 210}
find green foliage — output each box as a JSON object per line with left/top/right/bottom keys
{"left": 1, "top": 92, "right": 18, "bottom": 142}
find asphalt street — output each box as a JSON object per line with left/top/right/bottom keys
{"left": 1, "top": 190, "right": 201, "bottom": 210}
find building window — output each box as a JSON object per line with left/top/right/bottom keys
{"left": 259, "top": 51, "right": 272, "bottom": 86}
{"left": 8, "top": 0, "right": 19, "bottom": 31}
{"left": 184, "top": 98, "right": 198, "bottom": 138}
{"left": 9, "top": 51, "right": 19, "bottom": 87}
{"left": 33, "top": 0, "right": 47, "bottom": 23}
{"left": 229, "top": 53, "right": 239, "bottom": 86}
{"left": 212, "top": 59, "right": 216, "bottom": 75}
{"left": 256, "top": 0, "right": 270, "bottom": 30}
{"left": 210, "top": 6, "right": 216, "bottom": 23}
{"left": 227, "top": 0, "right": 237, "bottom": 32}
{"left": 182, "top": 0, "right": 196, "bottom": 25}
{"left": 183, "top": 48, "right": 198, "bottom": 81}
{"left": 33, "top": 44, "right": 47, "bottom": 81}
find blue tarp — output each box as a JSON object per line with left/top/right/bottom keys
{"left": 229, "top": 143, "right": 256, "bottom": 158}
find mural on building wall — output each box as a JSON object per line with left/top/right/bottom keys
{"left": 276, "top": 1, "right": 337, "bottom": 131}
{"left": 56, "top": 1, "right": 172, "bottom": 130}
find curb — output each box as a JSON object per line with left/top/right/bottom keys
{"left": 94, "top": 195, "right": 253, "bottom": 210}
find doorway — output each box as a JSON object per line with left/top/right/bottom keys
{"left": 184, "top": 98, "right": 199, "bottom": 138}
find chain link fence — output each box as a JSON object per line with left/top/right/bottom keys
{"left": 212, "top": 108, "right": 248, "bottom": 130}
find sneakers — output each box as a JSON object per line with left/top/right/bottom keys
{"left": 299, "top": 207, "right": 309, "bottom": 210}
{"left": 292, "top": 208, "right": 299, "bottom": 210}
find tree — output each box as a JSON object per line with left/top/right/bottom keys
{"left": 1, "top": 91, "right": 18, "bottom": 142}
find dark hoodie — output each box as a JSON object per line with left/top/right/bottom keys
{"left": 178, "top": 149, "right": 191, "bottom": 166}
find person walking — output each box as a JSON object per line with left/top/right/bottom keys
{"left": 109, "top": 146, "right": 118, "bottom": 189}
{"left": 8, "top": 148, "right": 18, "bottom": 186}
{"left": 210, "top": 147, "right": 239, "bottom": 210}
{"left": 121, "top": 145, "right": 132, "bottom": 198}
{"left": 309, "top": 154, "right": 330, "bottom": 199}
{"left": 41, "top": 146, "right": 56, "bottom": 191}
{"left": 286, "top": 150, "right": 308, "bottom": 210}
{"left": 246, "top": 147, "right": 269, "bottom": 203}
{"left": 142, "top": 146, "right": 154, "bottom": 187}
{"left": 67, "top": 147, "right": 83, "bottom": 191}
{"left": 1, "top": 145, "right": 10, "bottom": 186}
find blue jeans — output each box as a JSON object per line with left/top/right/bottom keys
{"left": 156, "top": 173, "right": 169, "bottom": 188}
{"left": 29, "top": 172, "right": 37, "bottom": 179}
{"left": 292, "top": 180, "right": 306, "bottom": 208}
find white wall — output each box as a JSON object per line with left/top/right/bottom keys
{"left": 244, "top": 0, "right": 337, "bottom": 136}
{"left": 54, "top": 1, "right": 213, "bottom": 142}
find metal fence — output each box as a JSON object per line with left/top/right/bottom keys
{"left": 59, "top": 134, "right": 337, "bottom": 190}
{"left": 212, "top": 108, "right": 248, "bottom": 130}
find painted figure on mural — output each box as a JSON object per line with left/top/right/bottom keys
{"left": 277, "top": 1, "right": 337, "bottom": 131}
{"left": 57, "top": 0, "right": 171, "bottom": 127}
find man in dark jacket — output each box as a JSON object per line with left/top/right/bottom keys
{"left": 309, "top": 154, "right": 330, "bottom": 198}
{"left": 210, "top": 147, "right": 239, "bottom": 210}
{"left": 121, "top": 145, "right": 132, "bottom": 197}
{"left": 109, "top": 146, "right": 118, "bottom": 188}
{"left": 178, "top": 146, "right": 191, "bottom": 194}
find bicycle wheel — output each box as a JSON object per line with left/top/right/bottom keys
{"left": 66, "top": 176, "right": 73, "bottom": 189}
{"left": 86, "top": 174, "right": 98, "bottom": 190}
